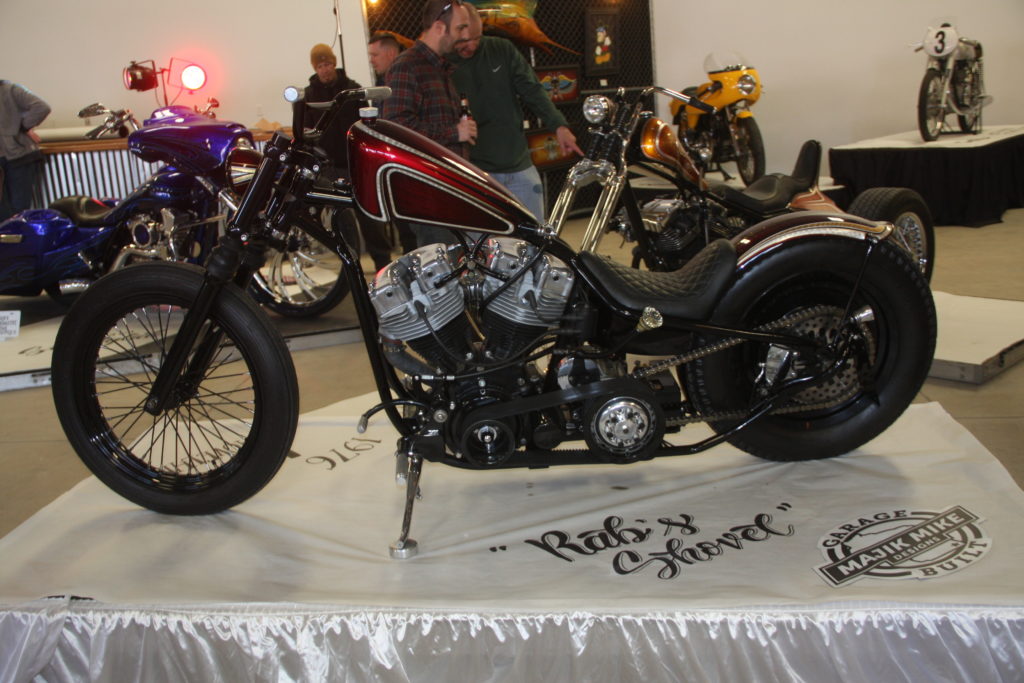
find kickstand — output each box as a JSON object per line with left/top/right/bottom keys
{"left": 390, "top": 452, "right": 424, "bottom": 559}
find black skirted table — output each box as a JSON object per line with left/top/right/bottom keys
{"left": 829, "top": 125, "right": 1024, "bottom": 226}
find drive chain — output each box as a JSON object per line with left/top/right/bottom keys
{"left": 628, "top": 304, "right": 860, "bottom": 426}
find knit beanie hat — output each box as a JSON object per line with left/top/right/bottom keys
{"left": 310, "top": 44, "right": 337, "bottom": 68}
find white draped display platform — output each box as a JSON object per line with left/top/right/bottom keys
{"left": 830, "top": 124, "right": 1024, "bottom": 151}
{"left": 1, "top": 395, "right": 1023, "bottom": 681}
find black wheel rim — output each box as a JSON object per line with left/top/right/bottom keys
{"left": 83, "top": 303, "right": 258, "bottom": 492}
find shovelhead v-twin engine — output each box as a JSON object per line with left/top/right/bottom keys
{"left": 369, "top": 237, "right": 575, "bottom": 372}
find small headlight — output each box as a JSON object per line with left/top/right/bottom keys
{"left": 737, "top": 74, "right": 758, "bottom": 95}
{"left": 283, "top": 85, "right": 302, "bottom": 103}
{"left": 583, "top": 95, "right": 614, "bottom": 124}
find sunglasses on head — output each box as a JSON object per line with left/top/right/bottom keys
{"left": 435, "top": 0, "right": 463, "bottom": 22}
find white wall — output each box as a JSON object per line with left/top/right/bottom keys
{"left": 3, "top": 0, "right": 1021, "bottom": 176}
{"left": 651, "top": 0, "right": 1024, "bottom": 175}
{"left": 0, "top": 0, "right": 372, "bottom": 130}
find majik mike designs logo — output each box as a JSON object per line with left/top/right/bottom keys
{"left": 816, "top": 506, "right": 991, "bottom": 587}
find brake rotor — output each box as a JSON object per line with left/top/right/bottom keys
{"left": 761, "top": 305, "right": 877, "bottom": 406}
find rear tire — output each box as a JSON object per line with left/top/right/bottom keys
{"left": 953, "top": 61, "right": 982, "bottom": 134}
{"left": 51, "top": 262, "right": 299, "bottom": 514}
{"left": 846, "top": 187, "right": 934, "bottom": 281}
{"left": 683, "top": 238, "right": 935, "bottom": 461}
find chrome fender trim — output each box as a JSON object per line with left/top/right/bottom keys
{"left": 733, "top": 212, "right": 893, "bottom": 270}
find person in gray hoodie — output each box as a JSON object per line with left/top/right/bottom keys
{"left": 0, "top": 80, "right": 51, "bottom": 221}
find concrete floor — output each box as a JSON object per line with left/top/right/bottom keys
{"left": 1, "top": 210, "right": 1022, "bottom": 539}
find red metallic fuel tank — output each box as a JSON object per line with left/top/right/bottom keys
{"left": 347, "top": 119, "right": 536, "bottom": 234}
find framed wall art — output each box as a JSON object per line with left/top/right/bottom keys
{"left": 585, "top": 8, "right": 620, "bottom": 76}
{"left": 535, "top": 64, "right": 581, "bottom": 104}
{"left": 527, "top": 128, "right": 575, "bottom": 170}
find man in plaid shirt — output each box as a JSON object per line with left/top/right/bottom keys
{"left": 382, "top": 0, "right": 477, "bottom": 158}
{"left": 382, "top": 0, "right": 478, "bottom": 245}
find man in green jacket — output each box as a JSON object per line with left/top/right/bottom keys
{"left": 450, "top": 5, "right": 581, "bottom": 221}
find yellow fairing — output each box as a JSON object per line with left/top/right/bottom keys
{"left": 672, "top": 67, "right": 762, "bottom": 129}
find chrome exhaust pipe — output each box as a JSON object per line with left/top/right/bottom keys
{"left": 58, "top": 279, "right": 92, "bottom": 295}
{"left": 110, "top": 246, "right": 166, "bottom": 271}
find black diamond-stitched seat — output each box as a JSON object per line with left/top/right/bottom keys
{"left": 49, "top": 196, "right": 115, "bottom": 227}
{"left": 706, "top": 139, "right": 822, "bottom": 215}
{"left": 577, "top": 239, "right": 736, "bottom": 320}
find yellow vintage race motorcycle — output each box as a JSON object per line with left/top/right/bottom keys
{"left": 671, "top": 51, "right": 765, "bottom": 185}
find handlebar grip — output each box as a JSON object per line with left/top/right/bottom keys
{"left": 361, "top": 86, "right": 391, "bottom": 101}
{"left": 332, "top": 86, "right": 392, "bottom": 104}
{"left": 688, "top": 97, "right": 715, "bottom": 114}
{"left": 85, "top": 124, "right": 108, "bottom": 140}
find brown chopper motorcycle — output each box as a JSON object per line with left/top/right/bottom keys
{"left": 594, "top": 111, "right": 934, "bottom": 281}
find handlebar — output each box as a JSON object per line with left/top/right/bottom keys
{"left": 645, "top": 85, "right": 715, "bottom": 114}
{"left": 284, "top": 85, "right": 392, "bottom": 147}
{"left": 283, "top": 85, "right": 392, "bottom": 105}
{"left": 82, "top": 108, "right": 140, "bottom": 139}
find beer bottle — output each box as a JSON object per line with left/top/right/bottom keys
{"left": 459, "top": 93, "right": 472, "bottom": 120}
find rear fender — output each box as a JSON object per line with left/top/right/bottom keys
{"left": 732, "top": 211, "right": 892, "bottom": 271}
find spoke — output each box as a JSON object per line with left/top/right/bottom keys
{"left": 182, "top": 402, "right": 230, "bottom": 469}
{"left": 102, "top": 392, "right": 152, "bottom": 437}
{"left": 183, "top": 402, "right": 242, "bottom": 468}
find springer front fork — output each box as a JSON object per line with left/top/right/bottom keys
{"left": 144, "top": 134, "right": 288, "bottom": 416}
{"left": 143, "top": 233, "right": 266, "bottom": 415}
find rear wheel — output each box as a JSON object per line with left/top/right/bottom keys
{"left": 953, "top": 61, "right": 982, "bottom": 134}
{"left": 683, "top": 238, "right": 935, "bottom": 461}
{"left": 847, "top": 187, "right": 934, "bottom": 281}
{"left": 51, "top": 262, "right": 299, "bottom": 514}
{"left": 733, "top": 117, "right": 765, "bottom": 186}
{"left": 918, "top": 68, "right": 945, "bottom": 141}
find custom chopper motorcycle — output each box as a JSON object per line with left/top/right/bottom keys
{"left": 0, "top": 101, "right": 346, "bottom": 317}
{"left": 914, "top": 23, "right": 991, "bottom": 142}
{"left": 670, "top": 51, "right": 765, "bottom": 185}
{"left": 596, "top": 101, "right": 934, "bottom": 281}
{"left": 50, "top": 86, "right": 936, "bottom": 558}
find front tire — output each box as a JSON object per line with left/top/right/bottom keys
{"left": 733, "top": 117, "right": 765, "bottom": 186}
{"left": 918, "top": 68, "right": 945, "bottom": 141}
{"left": 846, "top": 187, "right": 935, "bottom": 281}
{"left": 684, "top": 238, "right": 935, "bottom": 461}
{"left": 51, "top": 262, "right": 299, "bottom": 514}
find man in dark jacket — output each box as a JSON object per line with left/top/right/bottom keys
{"left": 304, "top": 43, "right": 365, "bottom": 175}
{"left": 304, "top": 44, "right": 392, "bottom": 271}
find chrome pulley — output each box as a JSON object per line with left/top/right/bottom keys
{"left": 583, "top": 389, "right": 665, "bottom": 463}
{"left": 452, "top": 393, "right": 520, "bottom": 468}
{"left": 459, "top": 417, "right": 517, "bottom": 467}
